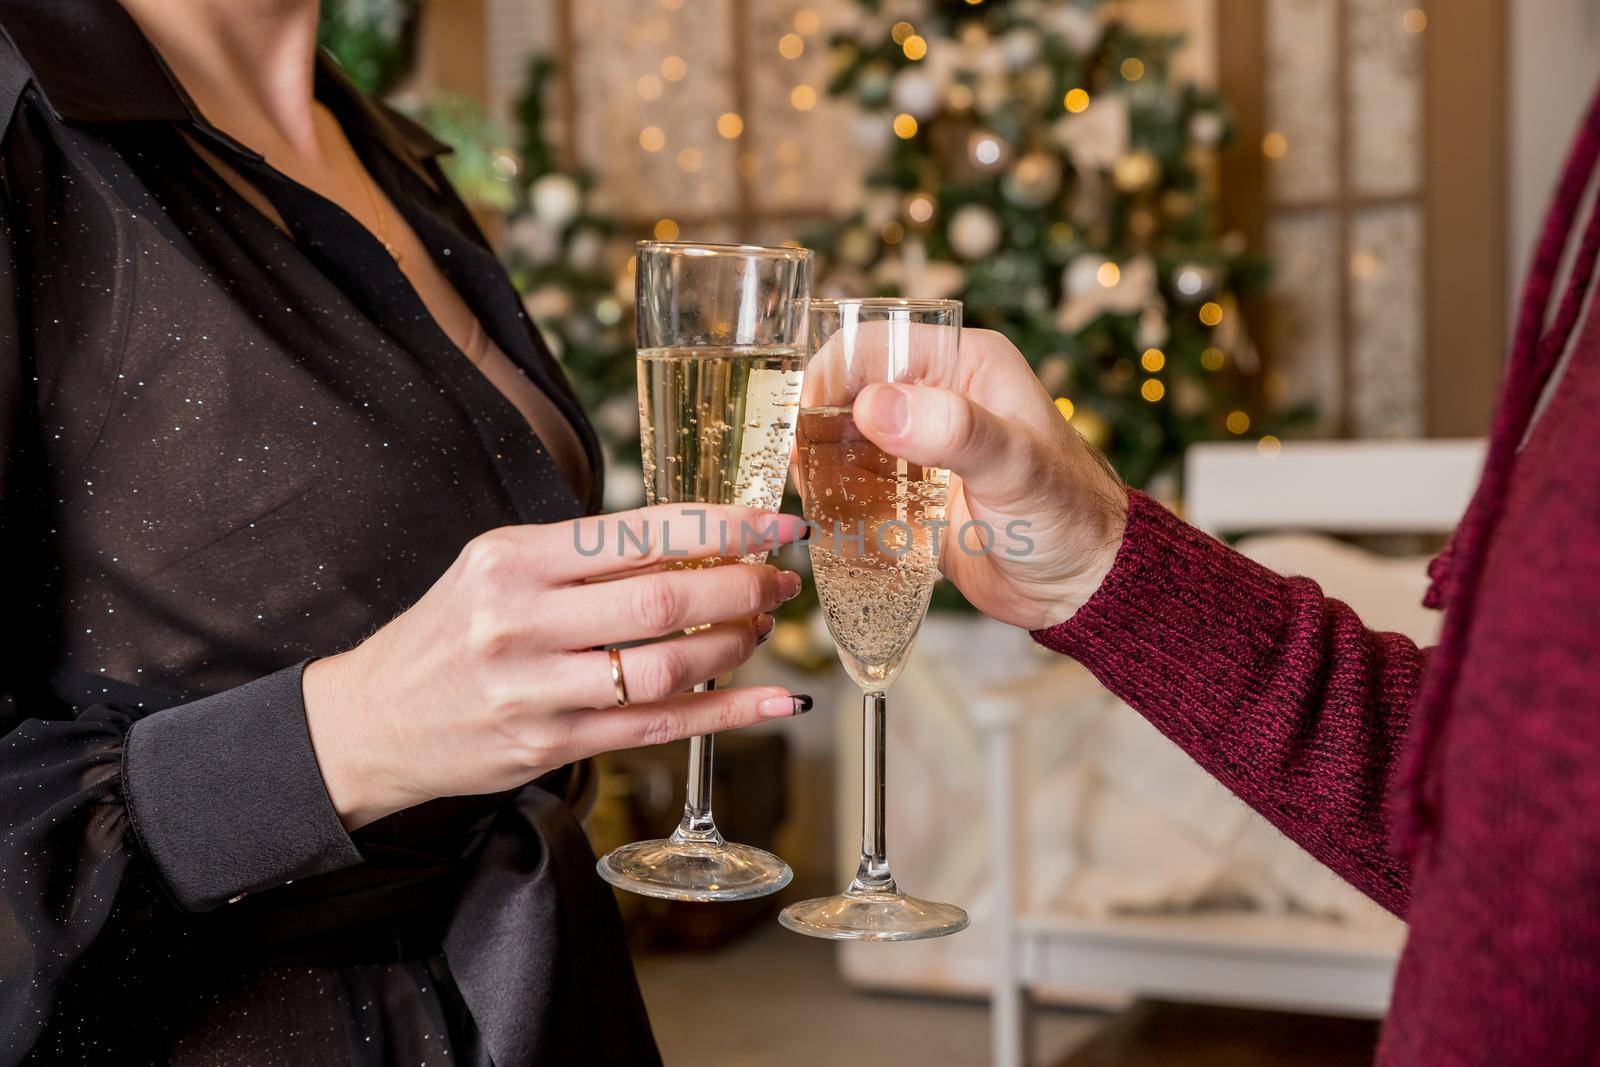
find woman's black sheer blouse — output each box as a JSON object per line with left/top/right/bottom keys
{"left": 0, "top": 2, "right": 658, "bottom": 1063}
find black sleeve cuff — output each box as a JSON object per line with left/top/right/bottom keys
{"left": 123, "top": 661, "right": 363, "bottom": 912}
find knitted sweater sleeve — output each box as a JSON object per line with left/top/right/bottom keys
{"left": 1031, "top": 491, "right": 1427, "bottom": 916}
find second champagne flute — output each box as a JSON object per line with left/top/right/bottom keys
{"left": 779, "top": 297, "right": 970, "bottom": 941}
{"left": 595, "top": 240, "right": 811, "bottom": 901}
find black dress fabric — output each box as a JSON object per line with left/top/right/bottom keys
{"left": 0, "top": 1, "right": 660, "bottom": 1063}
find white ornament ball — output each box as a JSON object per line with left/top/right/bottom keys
{"left": 855, "top": 113, "right": 892, "bottom": 153}
{"left": 1047, "top": 7, "right": 1104, "bottom": 54}
{"left": 1001, "top": 29, "right": 1040, "bottom": 70}
{"left": 949, "top": 204, "right": 1003, "bottom": 260}
{"left": 567, "top": 228, "right": 604, "bottom": 271}
{"left": 1173, "top": 263, "right": 1216, "bottom": 301}
{"left": 1063, "top": 255, "right": 1104, "bottom": 297}
{"left": 530, "top": 173, "right": 581, "bottom": 226}
{"left": 1189, "top": 111, "right": 1226, "bottom": 148}
{"left": 969, "top": 130, "right": 1008, "bottom": 169}
{"left": 892, "top": 69, "right": 943, "bottom": 119}
{"left": 508, "top": 214, "right": 559, "bottom": 264}
{"left": 595, "top": 296, "right": 623, "bottom": 326}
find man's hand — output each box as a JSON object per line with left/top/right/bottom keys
{"left": 848, "top": 328, "right": 1128, "bottom": 631}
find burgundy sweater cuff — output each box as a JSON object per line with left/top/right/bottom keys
{"left": 1031, "top": 491, "right": 1295, "bottom": 710}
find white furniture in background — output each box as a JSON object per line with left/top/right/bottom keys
{"left": 1183, "top": 439, "right": 1486, "bottom": 536}
{"left": 983, "top": 438, "right": 1485, "bottom": 1067}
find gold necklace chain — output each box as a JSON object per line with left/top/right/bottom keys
{"left": 337, "top": 124, "right": 493, "bottom": 369}
{"left": 340, "top": 133, "right": 402, "bottom": 266}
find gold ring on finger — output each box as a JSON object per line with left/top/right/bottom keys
{"left": 609, "top": 646, "right": 630, "bottom": 707}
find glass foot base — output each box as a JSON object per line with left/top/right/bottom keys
{"left": 597, "top": 838, "right": 793, "bottom": 902}
{"left": 778, "top": 889, "right": 970, "bottom": 941}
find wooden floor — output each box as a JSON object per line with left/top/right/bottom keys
{"left": 636, "top": 924, "right": 1097, "bottom": 1066}
{"left": 635, "top": 924, "right": 1383, "bottom": 1066}
{"left": 1058, "top": 1000, "right": 1380, "bottom": 1067}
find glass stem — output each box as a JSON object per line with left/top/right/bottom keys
{"left": 850, "top": 689, "right": 898, "bottom": 895}
{"left": 670, "top": 680, "right": 724, "bottom": 846}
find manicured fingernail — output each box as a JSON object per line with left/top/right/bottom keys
{"left": 860, "top": 384, "right": 910, "bottom": 436}
{"left": 777, "top": 570, "right": 802, "bottom": 601}
{"left": 755, "top": 613, "right": 775, "bottom": 642}
{"left": 759, "top": 693, "right": 813, "bottom": 718}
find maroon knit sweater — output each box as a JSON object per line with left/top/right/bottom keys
{"left": 1032, "top": 87, "right": 1600, "bottom": 1065}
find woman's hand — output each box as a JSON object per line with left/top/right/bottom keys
{"left": 302, "top": 505, "right": 810, "bottom": 830}
{"left": 849, "top": 329, "right": 1128, "bottom": 631}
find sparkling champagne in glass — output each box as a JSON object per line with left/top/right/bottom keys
{"left": 596, "top": 241, "right": 811, "bottom": 902}
{"left": 779, "top": 298, "right": 970, "bottom": 941}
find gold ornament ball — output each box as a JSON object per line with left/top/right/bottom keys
{"left": 1162, "top": 190, "right": 1197, "bottom": 217}
{"left": 1113, "top": 150, "right": 1161, "bottom": 193}
{"left": 1070, "top": 408, "right": 1112, "bottom": 449}
{"left": 1003, "top": 151, "right": 1063, "bottom": 208}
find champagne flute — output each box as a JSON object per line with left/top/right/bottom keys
{"left": 779, "top": 298, "right": 970, "bottom": 941}
{"left": 596, "top": 240, "right": 811, "bottom": 901}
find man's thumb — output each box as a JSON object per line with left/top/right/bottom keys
{"left": 852, "top": 382, "right": 1033, "bottom": 502}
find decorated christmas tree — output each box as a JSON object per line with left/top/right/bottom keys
{"left": 811, "top": 0, "right": 1289, "bottom": 492}
{"left": 320, "top": 0, "right": 1293, "bottom": 501}
{"left": 499, "top": 58, "right": 638, "bottom": 463}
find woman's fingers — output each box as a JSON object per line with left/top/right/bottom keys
{"left": 534, "top": 504, "right": 809, "bottom": 586}
{"left": 564, "top": 678, "right": 811, "bottom": 758}
{"left": 545, "top": 563, "right": 800, "bottom": 648}
{"left": 568, "top": 616, "right": 776, "bottom": 709}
